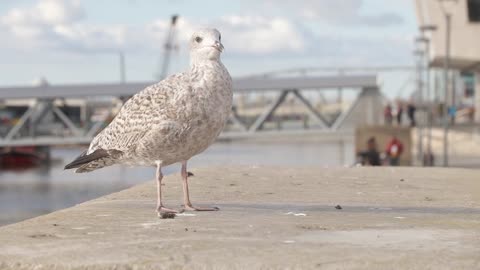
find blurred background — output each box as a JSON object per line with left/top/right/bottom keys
{"left": 0, "top": 0, "right": 479, "bottom": 226}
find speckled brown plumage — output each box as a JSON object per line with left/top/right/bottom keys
{"left": 66, "top": 29, "right": 232, "bottom": 173}
{"left": 65, "top": 28, "right": 232, "bottom": 215}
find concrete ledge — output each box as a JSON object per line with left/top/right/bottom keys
{"left": 1, "top": 166, "right": 480, "bottom": 269}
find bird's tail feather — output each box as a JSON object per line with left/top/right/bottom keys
{"left": 64, "top": 149, "right": 122, "bottom": 173}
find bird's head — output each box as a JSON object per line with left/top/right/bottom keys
{"left": 189, "top": 28, "right": 224, "bottom": 62}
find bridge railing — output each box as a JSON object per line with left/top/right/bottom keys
{"left": 0, "top": 75, "right": 380, "bottom": 146}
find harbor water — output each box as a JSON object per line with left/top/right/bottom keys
{"left": 0, "top": 139, "right": 354, "bottom": 226}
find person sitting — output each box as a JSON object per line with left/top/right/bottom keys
{"left": 358, "top": 137, "right": 381, "bottom": 166}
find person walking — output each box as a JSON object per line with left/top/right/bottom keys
{"left": 384, "top": 104, "right": 393, "bottom": 125}
{"left": 407, "top": 101, "right": 417, "bottom": 127}
{"left": 395, "top": 101, "right": 403, "bottom": 125}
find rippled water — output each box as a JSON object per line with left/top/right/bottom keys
{"left": 0, "top": 139, "right": 353, "bottom": 226}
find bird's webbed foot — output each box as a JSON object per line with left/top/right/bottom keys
{"left": 157, "top": 206, "right": 179, "bottom": 217}
{"left": 181, "top": 204, "right": 219, "bottom": 212}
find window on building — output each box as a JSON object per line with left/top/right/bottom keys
{"left": 468, "top": 0, "right": 480, "bottom": 22}
{"left": 460, "top": 72, "right": 475, "bottom": 98}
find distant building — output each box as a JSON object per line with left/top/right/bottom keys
{"left": 414, "top": 0, "right": 480, "bottom": 122}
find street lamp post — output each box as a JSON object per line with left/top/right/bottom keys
{"left": 417, "top": 25, "right": 437, "bottom": 166}
{"left": 443, "top": 12, "right": 451, "bottom": 167}
{"left": 119, "top": 51, "right": 126, "bottom": 84}
{"left": 413, "top": 47, "right": 424, "bottom": 164}
{"left": 158, "top": 15, "right": 179, "bottom": 80}
{"left": 438, "top": 0, "right": 457, "bottom": 167}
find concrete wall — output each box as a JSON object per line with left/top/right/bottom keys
{"left": 415, "top": 0, "right": 480, "bottom": 70}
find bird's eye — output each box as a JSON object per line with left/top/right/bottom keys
{"left": 195, "top": 36, "right": 203, "bottom": 43}
{"left": 219, "top": 34, "right": 221, "bottom": 41}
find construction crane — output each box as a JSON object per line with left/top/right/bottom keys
{"left": 156, "top": 14, "right": 179, "bottom": 80}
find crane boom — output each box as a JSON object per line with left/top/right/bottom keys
{"left": 157, "top": 15, "right": 179, "bottom": 80}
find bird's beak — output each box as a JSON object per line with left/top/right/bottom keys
{"left": 212, "top": 41, "right": 224, "bottom": 52}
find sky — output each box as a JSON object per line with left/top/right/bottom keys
{"left": 0, "top": 0, "right": 419, "bottom": 95}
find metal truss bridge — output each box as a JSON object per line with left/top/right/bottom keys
{"left": 0, "top": 75, "right": 381, "bottom": 146}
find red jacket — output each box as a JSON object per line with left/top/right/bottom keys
{"left": 386, "top": 138, "right": 403, "bottom": 158}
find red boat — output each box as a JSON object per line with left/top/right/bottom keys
{"left": 0, "top": 146, "right": 50, "bottom": 169}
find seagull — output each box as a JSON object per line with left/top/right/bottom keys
{"left": 65, "top": 28, "right": 232, "bottom": 216}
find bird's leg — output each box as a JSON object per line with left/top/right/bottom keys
{"left": 155, "top": 161, "right": 177, "bottom": 215}
{"left": 181, "top": 160, "right": 219, "bottom": 211}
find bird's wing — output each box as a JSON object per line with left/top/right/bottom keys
{"left": 87, "top": 73, "right": 190, "bottom": 154}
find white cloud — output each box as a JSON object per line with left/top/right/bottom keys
{"left": 0, "top": 0, "right": 409, "bottom": 65}
{"left": 0, "top": 1, "right": 307, "bottom": 55}
{"left": 37, "top": 0, "right": 84, "bottom": 24}
{"left": 52, "top": 24, "right": 131, "bottom": 51}
{"left": 147, "top": 15, "right": 306, "bottom": 55}
{"left": 259, "top": 0, "right": 404, "bottom": 27}
{"left": 1, "top": 0, "right": 84, "bottom": 26}
{"left": 0, "top": 0, "right": 86, "bottom": 48}
{"left": 147, "top": 17, "right": 197, "bottom": 45}
{"left": 218, "top": 16, "right": 306, "bottom": 54}
{"left": 0, "top": 0, "right": 146, "bottom": 52}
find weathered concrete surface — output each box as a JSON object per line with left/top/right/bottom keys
{"left": 0, "top": 166, "right": 480, "bottom": 269}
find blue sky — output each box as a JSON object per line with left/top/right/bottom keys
{"left": 0, "top": 0, "right": 419, "bottom": 95}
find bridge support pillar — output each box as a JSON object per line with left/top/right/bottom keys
{"left": 346, "top": 87, "right": 382, "bottom": 128}
{"left": 363, "top": 87, "right": 382, "bottom": 125}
